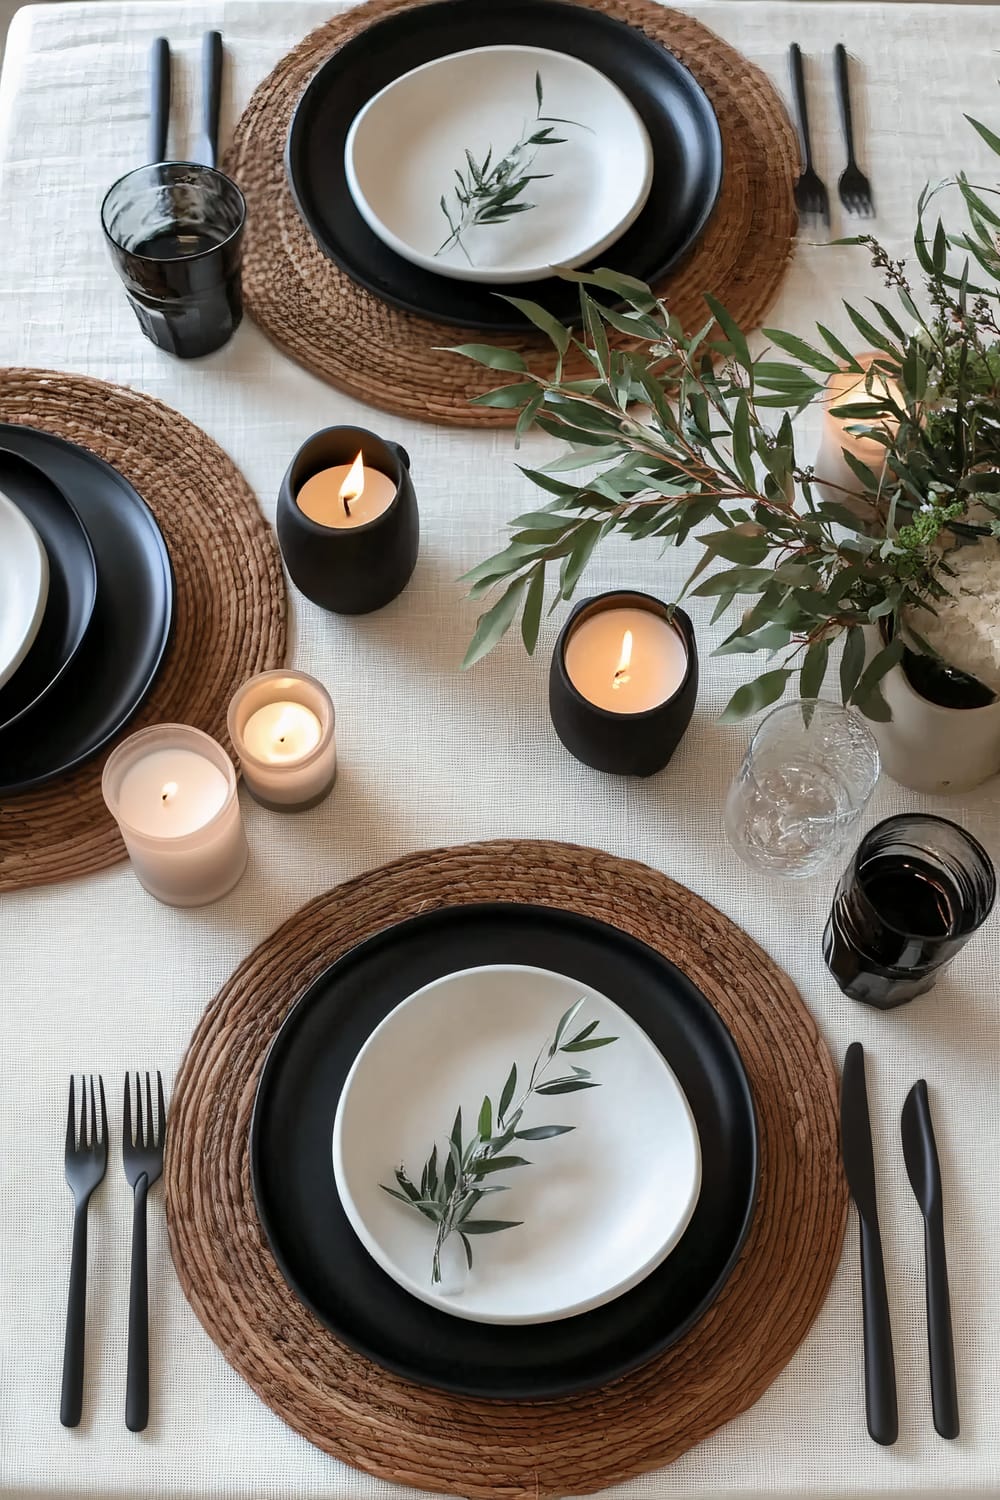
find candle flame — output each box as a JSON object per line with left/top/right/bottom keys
{"left": 339, "top": 450, "right": 366, "bottom": 517}
{"left": 161, "top": 781, "right": 178, "bottom": 804}
{"left": 612, "top": 629, "right": 633, "bottom": 690}
{"left": 271, "top": 707, "right": 298, "bottom": 748}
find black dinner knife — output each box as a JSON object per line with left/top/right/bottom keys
{"left": 841, "top": 1041, "right": 898, "bottom": 1445}
{"left": 901, "top": 1079, "right": 959, "bottom": 1438}
{"left": 196, "top": 31, "right": 223, "bottom": 169}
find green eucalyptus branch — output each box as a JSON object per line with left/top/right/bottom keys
{"left": 448, "top": 99, "right": 1000, "bottom": 722}
{"left": 381, "top": 999, "right": 617, "bottom": 1286}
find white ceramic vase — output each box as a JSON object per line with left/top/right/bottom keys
{"left": 862, "top": 625, "right": 1000, "bottom": 794}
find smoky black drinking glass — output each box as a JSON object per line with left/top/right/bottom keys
{"left": 101, "top": 162, "right": 246, "bottom": 358}
{"left": 824, "top": 814, "right": 996, "bottom": 1008}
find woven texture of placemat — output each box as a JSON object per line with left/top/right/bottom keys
{"left": 226, "top": 0, "right": 798, "bottom": 426}
{"left": 166, "top": 838, "right": 845, "bottom": 1499}
{"left": 0, "top": 370, "right": 287, "bottom": 893}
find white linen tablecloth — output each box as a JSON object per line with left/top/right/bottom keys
{"left": 1, "top": 2, "right": 1000, "bottom": 1496}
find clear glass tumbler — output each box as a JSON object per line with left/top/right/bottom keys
{"left": 724, "top": 699, "right": 880, "bottom": 879}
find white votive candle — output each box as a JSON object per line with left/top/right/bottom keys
{"left": 813, "top": 354, "right": 903, "bottom": 508}
{"left": 227, "top": 670, "right": 336, "bottom": 810}
{"left": 296, "top": 451, "right": 397, "bottom": 530}
{"left": 564, "top": 606, "right": 689, "bottom": 713}
{"left": 102, "top": 725, "right": 248, "bottom": 907}
{"left": 242, "top": 701, "right": 322, "bottom": 764}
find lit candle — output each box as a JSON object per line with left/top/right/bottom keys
{"left": 549, "top": 591, "right": 699, "bottom": 776}
{"left": 102, "top": 725, "right": 248, "bottom": 906}
{"left": 277, "top": 426, "right": 419, "bottom": 615}
{"left": 295, "top": 450, "right": 397, "bottom": 530}
{"left": 243, "top": 701, "right": 322, "bottom": 764}
{"left": 813, "top": 354, "right": 902, "bottom": 509}
{"left": 227, "top": 670, "right": 336, "bottom": 811}
{"left": 563, "top": 607, "right": 689, "bottom": 713}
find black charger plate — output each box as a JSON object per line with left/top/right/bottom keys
{"left": 286, "top": 0, "right": 723, "bottom": 331}
{"left": 251, "top": 902, "right": 757, "bottom": 1400}
{"left": 0, "top": 449, "right": 97, "bottom": 731}
{"left": 0, "top": 425, "right": 173, "bottom": 795}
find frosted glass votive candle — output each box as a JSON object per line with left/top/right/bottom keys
{"left": 102, "top": 724, "right": 248, "bottom": 906}
{"left": 227, "top": 669, "right": 336, "bottom": 811}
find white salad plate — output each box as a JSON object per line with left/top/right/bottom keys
{"left": 0, "top": 486, "right": 49, "bottom": 691}
{"left": 332, "top": 963, "right": 701, "bottom": 1324}
{"left": 344, "top": 45, "right": 654, "bottom": 284}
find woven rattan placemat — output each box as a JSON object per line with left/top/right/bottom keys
{"left": 226, "top": 0, "right": 799, "bottom": 426}
{"left": 167, "top": 838, "right": 845, "bottom": 1498}
{"left": 0, "top": 370, "right": 287, "bottom": 893}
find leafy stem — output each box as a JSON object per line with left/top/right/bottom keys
{"left": 381, "top": 999, "right": 617, "bottom": 1285}
{"left": 437, "top": 73, "right": 585, "bottom": 263}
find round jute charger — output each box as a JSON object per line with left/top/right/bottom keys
{"left": 167, "top": 838, "right": 845, "bottom": 1499}
{"left": 0, "top": 370, "right": 287, "bottom": 893}
{"left": 226, "top": 0, "right": 799, "bottom": 426}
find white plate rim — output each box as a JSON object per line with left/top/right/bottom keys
{"left": 343, "top": 44, "right": 655, "bottom": 284}
{"left": 332, "top": 962, "right": 702, "bottom": 1324}
{"left": 0, "top": 488, "right": 49, "bottom": 691}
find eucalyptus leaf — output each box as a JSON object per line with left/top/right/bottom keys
{"left": 469, "top": 381, "right": 539, "bottom": 410}
{"left": 799, "top": 637, "right": 831, "bottom": 701}
{"left": 460, "top": 1219, "right": 524, "bottom": 1235}
{"left": 839, "top": 626, "right": 867, "bottom": 702}
{"left": 472, "top": 1155, "right": 531, "bottom": 1176}
{"left": 444, "top": 344, "right": 528, "bottom": 373}
{"left": 462, "top": 577, "right": 527, "bottom": 669}
{"left": 535, "top": 1080, "right": 600, "bottom": 1095}
{"left": 719, "top": 668, "right": 792, "bottom": 723}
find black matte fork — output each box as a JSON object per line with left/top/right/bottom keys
{"left": 790, "top": 43, "right": 830, "bottom": 228}
{"left": 834, "top": 43, "right": 874, "bottom": 218}
{"left": 122, "top": 1071, "right": 166, "bottom": 1433}
{"left": 61, "top": 1075, "right": 108, "bottom": 1427}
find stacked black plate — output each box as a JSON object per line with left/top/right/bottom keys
{"left": 286, "top": 0, "right": 724, "bottom": 331}
{"left": 251, "top": 902, "right": 758, "bottom": 1399}
{"left": 0, "top": 430, "right": 173, "bottom": 795}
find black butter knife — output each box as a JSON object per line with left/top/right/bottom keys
{"left": 901, "top": 1080, "right": 959, "bottom": 1438}
{"left": 841, "top": 1042, "right": 898, "bottom": 1444}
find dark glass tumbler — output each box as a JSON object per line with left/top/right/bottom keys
{"left": 101, "top": 162, "right": 246, "bottom": 358}
{"left": 824, "top": 814, "right": 996, "bottom": 1008}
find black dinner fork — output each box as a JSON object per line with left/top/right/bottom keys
{"left": 123, "top": 1071, "right": 166, "bottom": 1433}
{"left": 61, "top": 1075, "right": 108, "bottom": 1427}
{"left": 834, "top": 43, "right": 874, "bottom": 218}
{"left": 789, "top": 43, "right": 830, "bottom": 228}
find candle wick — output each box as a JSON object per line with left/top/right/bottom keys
{"left": 612, "top": 668, "right": 631, "bottom": 690}
{"left": 342, "top": 493, "right": 351, "bottom": 519}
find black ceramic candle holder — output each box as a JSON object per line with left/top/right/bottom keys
{"left": 276, "top": 425, "right": 419, "bottom": 615}
{"left": 549, "top": 591, "right": 698, "bottom": 776}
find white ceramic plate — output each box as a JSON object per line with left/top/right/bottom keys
{"left": 0, "top": 487, "right": 49, "bottom": 691}
{"left": 333, "top": 964, "right": 701, "bottom": 1324}
{"left": 344, "top": 45, "right": 654, "bottom": 284}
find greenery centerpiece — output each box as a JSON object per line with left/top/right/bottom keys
{"left": 452, "top": 112, "right": 1000, "bottom": 724}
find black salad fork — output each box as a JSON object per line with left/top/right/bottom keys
{"left": 789, "top": 43, "right": 830, "bottom": 227}
{"left": 61, "top": 1075, "right": 108, "bottom": 1428}
{"left": 123, "top": 1072, "right": 166, "bottom": 1433}
{"left": 834, "top": 43, "right": 874, "bottom": 217}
